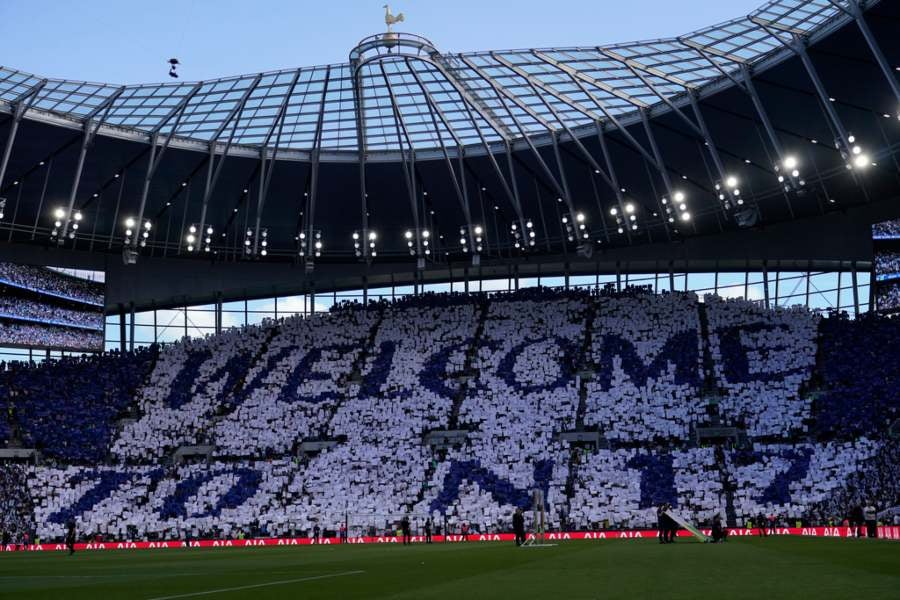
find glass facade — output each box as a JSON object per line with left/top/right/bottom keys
{"left": 99, "top": 269, "right": 871, "bottom": 352}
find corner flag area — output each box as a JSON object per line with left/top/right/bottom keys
{"left": 1, "top": 537, "right": 898, "bottom": 599}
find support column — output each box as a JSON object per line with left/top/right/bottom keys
{"left": 118, "top": 305, "right": 126, "bottom": 353}
{"left": 128, "top": 303, "right": 135, "bottom": 351}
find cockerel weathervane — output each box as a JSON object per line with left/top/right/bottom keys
{"left": 383, "top": 4, "right": 405, "bottom": 32}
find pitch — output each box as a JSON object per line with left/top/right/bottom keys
{"left": 1, "top": 537, "right": 898, "bottom": 599}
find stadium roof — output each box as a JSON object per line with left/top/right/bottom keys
{"left": 0, "top": 0, "right": 868, "bottom": 155}
{"left": 0, "top": 0, "right": 898, "bottom": 308}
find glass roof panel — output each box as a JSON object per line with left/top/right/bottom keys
{"left": 0, "top": 0, "right": 859, "bottom": 153}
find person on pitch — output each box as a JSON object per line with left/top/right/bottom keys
{"left": 424, "top": 517, "right": 433, "bottom": 544}
{"left": 711, "top": 514, "right": 728, "bottom": 543}
{"left": 313, "top": 523, "right": 320, "bottom": 543}
{"left": 513, "top": 508, "right": 525, "bottom": 547}
{"left": 401, "top": 514, "right": 411, "bottom": 546}
{"left": 657, "top": 505, "right": 666, "bottom": 544}
{"left": 65, "top": 519, "right": 76, "bottom": 556}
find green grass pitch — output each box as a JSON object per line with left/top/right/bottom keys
{"left": 1, "top": 537, "right": 898, "bottom": 599}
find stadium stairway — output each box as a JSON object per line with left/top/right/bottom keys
{"left": 564, "top": 298, "right": 598, "bottom": 517}
{"left": 574, "top": 298, "right": 597, "bottom": 431}
{"left": 696, "top": 302, "right": 719, "bottom": 395}
{"left": 713, "top": 445, "right": 738, "bottom": 527}
{"left": 447, "top": 300, "right": 489, "bottom": 431}
{"left": 221, "top": 325, "right": 279, "bottom": 413}
{"left": 318, "top": 305, "right": 387, "bottom": 437}
{"left": 183, "top": 325, "right": 279, "bottom": 449}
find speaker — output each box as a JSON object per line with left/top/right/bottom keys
{"left": 122, "top": 248, "right": 139, "bottom": 265}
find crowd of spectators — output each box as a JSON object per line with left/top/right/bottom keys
{"left": 876, "top": 282, "right": 900, "bottom": 312}
{"left": 727, "top": 438, "right": 881, "bottom": 524}
{"left": 875, "top": 251, "right": 900, "bottom": 281}
{"left": 705, "top": 295, "right": 818, "bottom": 438}
{"left": 2, "top": 347, "right": 158, "bottom": 462}
{"left": 215, "top": 309, "right": 377, "bottom": 457}
{"left": 568, "top": 447, "right": 724, "bottom": 530}
{"left": 584, "top": 290, "right": 704, "bottom": 442}
{"left": 0, "top": 286, "right": 895, "bottom": 542}
{"left": 0, "top": 296, "right": 103, "bottom": 330}
{"left": 0, "top": 321, "right": 102, "bottom": 351}
{"left": 807, "top": 440, "right": 899, "bottom": 525}
{"left": 814, "top": 312, "right": 900, "bottom": 438}
{"left": 872, "top": 219, "right": 900, "bottom": 239}
{"left": 0, "top": 262, "right": 103, "bottom": 305}
{"left": 0, "top": 463, "right": 34, "bottom": 544}
{"left": 113, "top": 325, "right": 271, "bottom": 460}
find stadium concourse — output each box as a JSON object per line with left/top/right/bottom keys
{"left": 0, "top": 286, "right": 897, "bottom": 548}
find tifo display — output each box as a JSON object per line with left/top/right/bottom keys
{"left": 0, "top": 287, "right": 897, "bottom": 548}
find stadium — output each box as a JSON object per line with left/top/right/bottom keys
{"left": 0, "top": 0, "right": 898, "bottom": 597}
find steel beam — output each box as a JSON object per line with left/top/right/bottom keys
{"left": 351, "top": 62, "right": 370, "bottom": 257}
{"left": 379, "top": 62, "right": 421, "bottom": 257}
{"left": 0, "top": 79, "right": 46, "bottom": 191}
{"left": 131, "top": 82, "right": 204, "bottom": 247}
{"left": 464, "top": 56, "right": 574, "bottom": 221}
{"left": 406, "top": 59, "right": 475, "bottom": 243}
{"left": 307, "top": 68, "right": 331, "bottom": 259}
{"left": 59, "top": 90, "right": 124, "bottom": 241}
{"left": 820, "top": 0, "right": 900, "bottom": 110}
{"left": 196, "top": 74, "right": 264, "bottom": 246}
{"left": 596, "top": 122, "right": 632, "bottom": 243}
{"left": 530, "top": 50, "right": 648, "bottom": 108}
{"left": 253, "top": 69, "right": 303, "bottom": 254}
{"left": 533, "top": 51, "right": 664, "bottom": 171}
{"left": 429, "top": 55, "right": 515, "bottom": 140}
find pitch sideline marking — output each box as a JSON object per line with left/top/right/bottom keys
{"left": 145, "top": 570, "right": 365, "bottom": 599}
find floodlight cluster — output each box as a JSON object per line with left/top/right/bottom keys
{"left": 661, "top": 191, "right": 690, "bottom": 223}
{"left": 404, "top": 228, "right": 431, "bottom": 257}
{"left": 610, "top": 203, "right": 638, "bottom": 233}
{"left": 297, "top": 230, "right": 323, "bottom": 258}
{"left": 459, "top": 224, "right": 484, "bottom": 254}
{"left": 353, "top": 229, "right": 378, "bottom": 258}
{"left": 50, "top": 207, "right": 84, "bottom": 242}
{"left": 185, "top": 224, "right": 214, "bottom": 253}
{"left": 510, "top": 219, "right": 536, "bottom": 249}
{"left": 562, "top": 212, "right": 588, "bottom": 242}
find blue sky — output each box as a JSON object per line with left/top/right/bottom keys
{"left": 1, "top": 0, "right": 764, "bottom": 84}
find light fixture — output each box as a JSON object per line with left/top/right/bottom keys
{"left": 352, "top": 229, "right": 377, "bottom": 258}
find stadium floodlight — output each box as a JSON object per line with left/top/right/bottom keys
{"left": 662, "top": 192, "right": 688, "bottom": 224}
{"left": 0, "top": 197, "right": 5, "bottom": 220}
{"left": 853, "top": 153, "right": 870, "bottom": 169}
{"left": 125, "top": 217, "right": 136, "bottom": 229}
{"left": 610, "top": 204, "right": 629, "bottom": 234}
{"left": 54, "top": 207, "right": 66, "bottom": 220}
